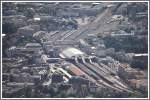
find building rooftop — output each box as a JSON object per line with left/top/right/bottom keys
{"left": 25, "top": 43, "right": 41, "bottom": 48}
{"left": 68, "top": 64, "right": 86, "bottom": 76}
{"left": 60, "top": 47, "right": 85, "bottom": 58}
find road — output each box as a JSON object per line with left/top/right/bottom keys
{"left": 44, "top": 6, "right": 120, "bottom": 42}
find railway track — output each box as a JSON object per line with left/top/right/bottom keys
{"left": 61, "top": 30, "right": 78, "bottom": 40}
{"left": 73, "top": 57, "right": 134, "bottom": 93}
{"left": 74, "top": 61, "right": 125, "bottom": 92}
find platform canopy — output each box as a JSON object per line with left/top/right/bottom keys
{"left": 60, "top": 47, "right": 85, "bottom": 58}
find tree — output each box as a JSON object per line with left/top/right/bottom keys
{"left": 2, "top": 22, "right": 17, "bottom": 34}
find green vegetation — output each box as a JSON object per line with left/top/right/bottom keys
{"left": 2, "top": 22, "right": 18, "bottom": 34}
{"left": 16, "top": 36, "right": 35, "bottom": 47}
{"left": 102, "top": 36, "right": 148, "bottom": 53}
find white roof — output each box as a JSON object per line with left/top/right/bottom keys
{"left": 2, "top": 34, "right": 6, "bottom": 37}
{"left": 60, "top": 47, "right": 84, "bottom": 58}
{"left": 34, "top": 17, "right": 41, "bottom": 21}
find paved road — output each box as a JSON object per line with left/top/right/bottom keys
{"left": 69, "top": 7, "right": 120, "bottom": 41}
{"left": 47, "top": 6, "right": 119, "bottom": 42}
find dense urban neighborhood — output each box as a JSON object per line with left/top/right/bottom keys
{"left": 2, "top": 2, "right": 148, "bottom": 98}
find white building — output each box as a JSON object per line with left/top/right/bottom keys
{"left": 60, "top": 47, "right": 85, "bottom": 59}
